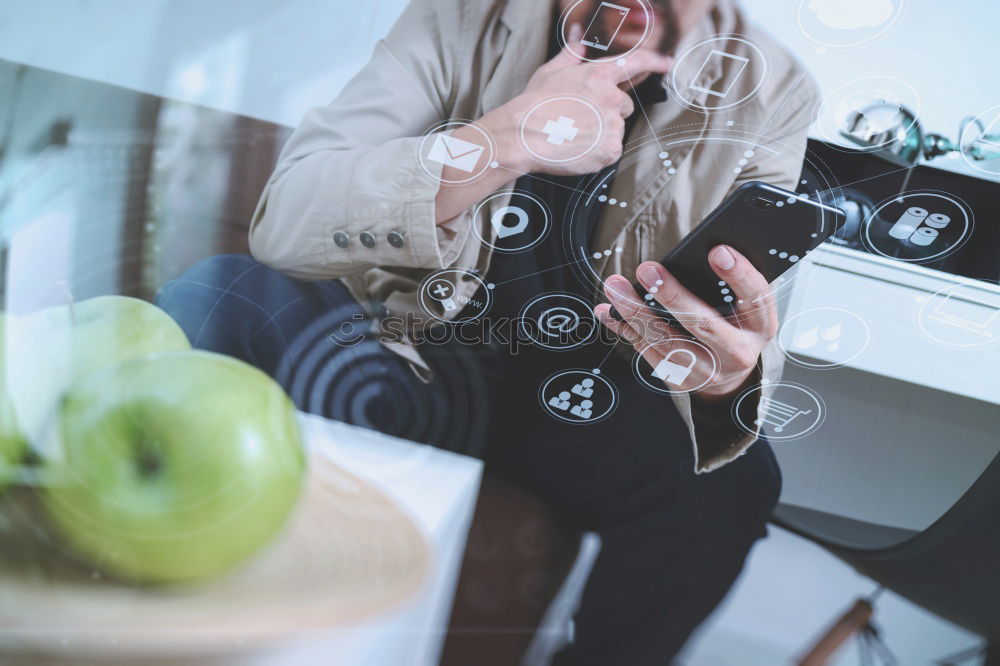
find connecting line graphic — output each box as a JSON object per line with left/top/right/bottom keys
{"left": 811, "top": 163, "right": 916, "bottom": 200}
{"left": 491, "top": 163, "right": 596, "bottom": 200}
{"left": 488, "top": 257, "right": 588, "bottom": 287}
{"left": 621, "top": 67, "right": 664, "bottom": 154}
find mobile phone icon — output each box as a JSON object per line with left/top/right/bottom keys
{"left": 689, "top": 50, "right": 750, "bottom": 99}
{"left": 581, "top": 2, "right": 631, "bottom": 52}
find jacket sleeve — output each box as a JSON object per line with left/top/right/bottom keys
{"left": 248, "top": 0, "right": 474, "bottom": 280}
{"left": 685, "top": 70, "right": 820, "bottom": 474}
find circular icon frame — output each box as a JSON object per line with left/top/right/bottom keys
{"left": 916, "top": 282, "right": 1000, "bottom": 349}
{"left": 795, "top": 0, "right": 905, "bottom": 50}
{"left": 417, "top": 268, "right": 493, "bottom": 324}
{"left": 732, "top": 381, "right": 826, "bottom": 442}
{"left": 417, "top": 119, "right": 496, "bottom": 185}
{"left": 472, "top": 190, "right": 552, "bottom": 253}
{"left": 518, "top": 96, "right": 605, "bottom": 165}
{"left": 669, "top": 34, "right": 768, "bottom": 112}
{"left": 959, "top": 103, "right": 1000, "bottom": 179}
{"left": 813, "top": 75, "right": 922, "bottom": 153}
{"left": 860, "top": 190, "right": 973, "bottom": 263}
{"left": 518, "top": 292, "right": 599, "bottom": 351}
{"left": 556, "top": 0, "right": 656, "bottom": 64}
{"left": 631, "top": 337, "right": 720, "bottom": 395}
{"left": 777, "top": 306, "right": 872, "bottom": 369}
{"left": 539, "top": 369, "right": 619, "bottom": 425}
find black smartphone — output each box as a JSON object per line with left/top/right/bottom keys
{"left": 611, "top": 181, "right": 846, "bottom": 322}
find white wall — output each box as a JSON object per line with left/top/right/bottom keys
{"left": 4, "top": 0, "right": 998, "bottom": 150}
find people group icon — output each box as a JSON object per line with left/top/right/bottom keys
{"left": 547, "top": 377, "right": 596, "bottom": 420}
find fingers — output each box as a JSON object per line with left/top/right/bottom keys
{"left": 634, "top": 261, "right": 724, "bottom": 332}
{"left": 608, "top": 51, "right": 673, "bottom": 85}
{"left": 545, "top": 24, "right": 586, "bottom": 69}
{"left": 596, "top": 305, "right": 720, "bottom": 392}
{"left": 600, "top": 276, "right": 679, "bottom": 342}
{"left": 707, "top": 245, "right": 778, "bottom": 336}
{"left": 594, "top": 303, "right": 642, "bottom": 345}
{"left": 617, "top": 90, "right": 635, "bottom": 118}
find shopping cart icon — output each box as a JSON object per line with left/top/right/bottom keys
{"left": 755, "top": 397, "right": 813, "bottom": 433}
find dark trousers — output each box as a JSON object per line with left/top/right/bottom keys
{"left": 156, "top": 255, "right": 782, "bottom": 665}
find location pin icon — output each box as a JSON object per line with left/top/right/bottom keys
{"left": 491, "top": 205, "right": 530, "bottom": 239}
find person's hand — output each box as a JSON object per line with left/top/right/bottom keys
{"left": 482, "top": 25, "right": 672, "bottom": 176}
{"left": 594, "top": 245, "right": 778, "bottom": 401}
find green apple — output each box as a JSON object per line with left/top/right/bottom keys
{"left": 0, "top": 314, "right": 28, "bottom": 489}
{"left": 40, "top": 350, "right": 306, "bottom": 584}
{"left": 7, "top": 296, "right": 190, "bottom": 455}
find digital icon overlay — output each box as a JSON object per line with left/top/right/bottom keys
{"left": 669, "top": 35, "right": 767, "bottom": 111}
{"left": 814, "top": 75, "right": 921, "bottom": 153}
{"left": 540, "top": 369, "right": 619, "bottom": 424}
{"left": 543, "top": 116, "right": 580, "bottom": 145}
{"left": 861, "top": 191, "right": 972, "bottom": 263}
{"left": 689, "top": 50, "right": 750, "bottom": 99}
{"left": 418, "top": 268, "right": 493, "bottom": 323}
{"left": 733, "top": 381, "right": 826, "bottom": 441}
{"left": 581, "top": 2, "right": 630, "bottom": 52}
{"left": 519, "top": 96, "right": 604, "bottom": 164}
{"left": 631, "top": 338, "right": 719, "bottom": 395}
{"left": 558, "top": 0, "right": 655, "bottom": 63}
{"left": 916, "top": 282, "right": 1000, "bottom": 349}
{"left": 519, "top": 293, "right": 598, "bottom": 351}
{"left": 959, "top": 104, "right": 1000, "bottom": 178}
{"left": 472, "top": 190, "right": 552, "bottom": 253}
{"left": 778, "top": 306, "right": 872, "bottom": 369}
{"left": 796, "top": 0, "right": 904, "bottom": 51}
{"left": 418, "top": 120, "right": 495, "bottom": 184}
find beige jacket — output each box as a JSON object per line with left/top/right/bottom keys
{"left": 249, "top": 0, "right": 820, "bottom": 472}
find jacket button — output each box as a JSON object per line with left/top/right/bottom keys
{"left": 333, "top": 231, "right": 350, "bottom": 248}
{"left": 360, "top": 232, "right": 376, "bottom": 248}
{"left": 387, "top": 231, "right": 405, "bottom": 248}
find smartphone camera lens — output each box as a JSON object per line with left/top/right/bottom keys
{"left": 749, "top": 196, "right": 775, "bottom": 211}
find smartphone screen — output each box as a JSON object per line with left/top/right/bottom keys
{"left": 581, "top": 2, "right": 630, "bottom": 52}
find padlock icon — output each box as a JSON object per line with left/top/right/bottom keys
{"left": 651, "top": 349, "right": 698, "bottom": 386}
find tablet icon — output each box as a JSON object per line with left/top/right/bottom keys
{"left": 581, "top": 1, "right": 630, "bottom": 52}
{"left": 689, "top": 50, "right": 750, "bottom": 99}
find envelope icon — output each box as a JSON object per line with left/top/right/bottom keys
{"left": 426, "top": 134, "right": 485, "bottom": 173}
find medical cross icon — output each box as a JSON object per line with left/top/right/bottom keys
{"left": 432, "top": 283, "right": 452, "bottom": 298}
{"left": 542, "top": 116, "right": 579, "bottom": 145}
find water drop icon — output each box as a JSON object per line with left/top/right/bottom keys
{"left": 794, "top": 326, "right": 819, "bottom": 349}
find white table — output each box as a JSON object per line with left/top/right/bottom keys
{"left": 243, "top": 413, "right": 483, "bottom": 666}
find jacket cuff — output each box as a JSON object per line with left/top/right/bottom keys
{"left": 684, "top": 341, "right": 784, "bottom": 473}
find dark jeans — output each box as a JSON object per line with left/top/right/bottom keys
{"left": 156, "top": 255, "right": 782, "bottom": 665}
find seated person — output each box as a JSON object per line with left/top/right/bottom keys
{"left": 157, "top": 0, "right": 817, "bottom": 662}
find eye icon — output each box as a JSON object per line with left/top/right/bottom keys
{"left": 539, "top": 307, "right": 581, "bottom": 336}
